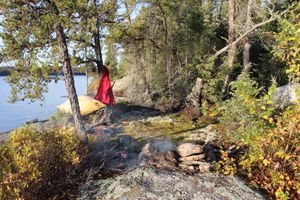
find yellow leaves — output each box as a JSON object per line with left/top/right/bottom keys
{"left": 258, "top": 155, "right": 264, "bottom": 160}
{"left": 279, "top": 174, "right": 285, "bottom": 180}
{"left": 268, "top": 118, "right": 274, "bottom": 124}
{"left": 274, "top": 151, "right": 292, "bottom": 161}
{"left": 262, "top": 159, "right": 270, "bottom": 166}
{"left": 0, "top": 126, "right": 87, "bottom": 199}
{"left": 249, "top": 107, "right": 256, "bottom": 115}
{"left": 275, "top": 187, "right": 290, "bottom": 200}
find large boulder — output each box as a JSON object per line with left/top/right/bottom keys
{"left": 79, "top": 167, "right": 266, "bottom": 200}
{"left": 272, "top": 84, "right": 300, "bottom": 109}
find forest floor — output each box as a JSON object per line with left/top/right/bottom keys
{"left": 76, "top": 103, "right": 266, "bottom": 199}
{"left": 82, "top": 103, "right": 220, "bottom": 157}
{"left": 0, "top": 102, "right": 267, "bottom": 199}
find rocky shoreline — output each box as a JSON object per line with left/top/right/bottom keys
{"left": 1, "top": 104, "right": 268, "bottom": 199}
{"left": 0, "top": 132, "right": 9, "bottom": 144}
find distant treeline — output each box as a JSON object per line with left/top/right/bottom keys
{"left": 0, "top": 66, "right": 86, "bottom": 76}
{"left": 0, "top": 67, "right": 13, "bottom": 76}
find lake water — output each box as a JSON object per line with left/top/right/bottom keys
{"left": 0, "top": 76, "right": 90, "bottom": 133}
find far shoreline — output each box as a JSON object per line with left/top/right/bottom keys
{"left": 0, "top": 131, "right": 9, "bottom": 144}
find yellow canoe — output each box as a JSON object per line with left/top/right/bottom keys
{"left": 57, "top": 95, "right": 106, "bottom": 116}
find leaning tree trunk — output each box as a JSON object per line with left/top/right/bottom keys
{"left": 55, "top": 23, "right": 87, "bottom": 143}
{"left": 221, "top": 0, "right": 236, "bottom": 96}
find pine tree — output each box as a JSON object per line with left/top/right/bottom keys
{"left": 0, "top": 0, "right": 87, "bottom": 141}
{"left": 71, "top": 0, "right": 118, "bottom": 75}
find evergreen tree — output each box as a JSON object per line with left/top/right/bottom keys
{"left": 0, "top": 0, "right": 87, "bottom": 141}
{"left": 71, "top": 0, "right": 118, "bottom": 75}
{"left": 105, "top": 39, "right": 118, "bottom": 78}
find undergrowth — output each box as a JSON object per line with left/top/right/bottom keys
{"left": 216, "top": 73, "right": 300, "bottom": 199}
{"left": 0, "top": 126, "right": 88, "bottom": 200}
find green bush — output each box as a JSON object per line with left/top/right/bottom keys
{"left": 0, "top": 126, "right": 87, "bottom": 200}
{"left": 239, "top": 106, "right": 300, "bottom": 199}
{"left": 218, "top": 72, "right": 275, "bottom": 144}
{"left": 216, "top": 73, "right": 299, "bottom": 199}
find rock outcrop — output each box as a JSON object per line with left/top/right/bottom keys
{"left": 79, "top": 167, "right": 266, "bottom": 200}
{"left": 138, "top": 139, "right": 178, "bottom": 169}
{"left": 177, "top": 142, "right": 203, "bottom": 157}
{"left": 272, "top": 84, "right": 300, "bottom": 109}
{"left": 139, "top": 140, "right": 214, "bottom": 173}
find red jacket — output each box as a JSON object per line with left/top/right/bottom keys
{"left": 95, "top": 66, "right": 116, "bottom": 106}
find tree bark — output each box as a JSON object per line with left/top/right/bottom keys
{"left": 93, "top": 0, "right": 104, "bottom": 75}
{"left": 243, "top": 41, "right": 251, "bottom": 71}
{"left": 186, "top": 78, "right": 203, "bottom": 109}
{"left": 54, "top": 23, "right": 87, "bottom": 142}
{"left": 49, "top": 0, "right": 87, "bottom": 142}
{"left": 221, "top": 0, "right": 236, "bottom": 96}
{"left": 243, "top": 0, "right": 253, "bottom": 72}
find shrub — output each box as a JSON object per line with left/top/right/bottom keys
{"left": 218, "top": 72, "right": 275, "bottom": 144}
{"left": 0, "top": 125, "right": 88, "bottom": 199}
{"left": 239, "top": 105, "right": 300, "bottom": 200}
{"left": 217, "top": 73, "right": 299, "bottom": 199}
{"left": 273, "top": 2, "right": 300, "bottom": 82}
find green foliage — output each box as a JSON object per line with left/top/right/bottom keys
{"left": 105, "top": 42, "right": 118, "bottom": 79}
{"left": 217, "top": 30, "right": 300, "bottom": 198}
{"left": 239, "top": 106, "right": 300, "bottom": 199}
{"left": 0, "top": 0, "right": 73, "bottom": 102}
{"left": 0, "top": 126, "right": 87, "bottom": 199}
{"left": 273, "top": 2, "right": 300, "bottom": 82}
{"left": 218, "top": 73, "right": 275, "bottom": 143}
{"left": 112, "top": 0, "right": 224, "bottom": 104}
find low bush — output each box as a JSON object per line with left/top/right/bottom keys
{"left": 216, "top": 73, "right": 300, "bottom": 199}
{"left": 218, "top": 73, "right": 275, "bottom": 144}
{"left": 239, "top": 106, "right": 300, "bottom": 199}
{"left": 0, "top": 126, "right": 88, "bottom": 200}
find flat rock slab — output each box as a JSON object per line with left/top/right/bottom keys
{"left": 79, "top": 167, "right": 266, "bottom": 200}
{"left": 177, "top": 142, "right": 203, "bottom": 157}
{"left": 179, "top": 154, "right": 205, "bottom": 162}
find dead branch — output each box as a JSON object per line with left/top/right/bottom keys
{"left": 213, "top": 9, "right": 288, "bottom": 58}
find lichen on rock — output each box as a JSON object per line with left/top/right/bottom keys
{"left": 79, "top": 167, "right": 266, "bottom": 200}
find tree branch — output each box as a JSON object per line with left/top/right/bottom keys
{"left": 213, "top": 9, "right": 288, "bottom": 58}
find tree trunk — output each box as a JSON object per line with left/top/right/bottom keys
{"left": 49, "top": 0, "right": 87, "bottom": 142}
{"left": 157, "top": 2, "right": 171, "bottom": 88}
{"left": 54, "top": 23, "right": 87, "bottom": 142}
{"left": 93, "top": 0, "right": 104, "bottom": 75}
{"left": 221, "top": 0, "right": 236, "bottom": 96}
{"left": 186, "top": 78, "right": 203, "bottom": 109}
{"left": 93, "top": 30, "right": 104, "bottom": 74}
{"left": 243, "top": 0, "right": 253, "bottom": 72}
{"left": 243, "top": 41, "right": 251, "bottom": 71}
{"left": 124, "top": 0, "right": 132, "bottom": 24}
